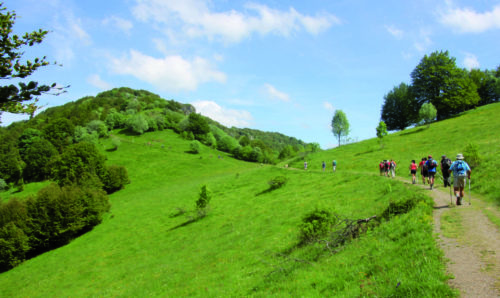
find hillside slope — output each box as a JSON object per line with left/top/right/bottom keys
{"left": 0, "top": 129, "right": 453, "bottom": 296}
{"left": 291, "top": 102, "right": 500, "bottom": 205}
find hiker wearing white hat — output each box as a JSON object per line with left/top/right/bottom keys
{"left": 448, "top": 153, "right": 471, "bottom": 205}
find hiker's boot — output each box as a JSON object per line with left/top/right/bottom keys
{"left": 456, "top": 196, "right": 462, "bottom": 206}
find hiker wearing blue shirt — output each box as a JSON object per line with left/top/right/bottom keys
{"left": 322, "top": 161, "right": 326, "bottom": 171}
{"left": 332, "top": 160, "right": 337, "bottom": 172}
{"left": 448, "top": 153, "right": 472, "bottom": 206}
{"left": 425, "top": 155, "right": 438, "bottom": 189}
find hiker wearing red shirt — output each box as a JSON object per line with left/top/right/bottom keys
{"left": 409, "top": 160, "right": 418, "bottom": 184}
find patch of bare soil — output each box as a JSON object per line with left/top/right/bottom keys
{"left": 408, "top": 180, "right": 500, "bottom": 297}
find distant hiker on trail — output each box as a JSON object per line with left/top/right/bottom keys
{"left": 441, "top": 155, "right": 452, "bottom": 187}
{"left": 389, "top": 159, "right": 397, "bottom": 178}
{"left": 409, "top": 160, "right": 417, "bottom": 184}
{"left": 322, "top": 161, "right": 326, "bottom": 171}
{"left": 419, "top": 157, "right": 428, "bottom": 185}
{"left": 304, "top": 161, "right": 308, "bottom": 170}
{"left": 426, "top": 155, "right": 438, "bottom": 189}
{"left": 379, "top": 161, "right": 385, "bottom": 176}
{"left": 332, "top": 160, "right": 337, "bottom": 172}
{"left": 449, "top": 153, "right": 471, "bottom": 206}
{"left": 384, "top": 160, "right": 390, "bottom": 177}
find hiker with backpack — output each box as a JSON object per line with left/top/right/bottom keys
{"left": 322, "top": 161, "right": 326, "bottom": 171}
{"left": 332, "top": 160, "right": 337, "bottom": 172}
{"left": 440, "top": 155, "right": 452, "bottom": 187}
{"left": 384, "top": 160, "right": 390, "bottom": 177}
{"left": 389, "top": 159, "right": 397, "bottom": 178}
{"left": 409, "top": 160, "right": 418, "bottom": 184}
{"left": 419, "top": 157, "right": 428, "bottom": 184}
{"left": 425, "top": 155, "right": 438, "bottom": 189}
{"left": 448, "top": 153, "right": 471, "bottom": 206}
{"left": 379, "top": 161, "right": 385, "bottom": 176}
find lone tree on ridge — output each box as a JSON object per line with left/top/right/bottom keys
{"left": 331, "top": 110, "right": 350, "bottom": 147}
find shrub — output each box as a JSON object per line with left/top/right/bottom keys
{"left": 268, "top": 176, "right": 288, "bottom": 190}
{"left": 111, "top": 137, "right": 121, "bottom": 151}
{"left": 50, "top": 142, "right": 107, "bottom": 187}
{"left": 0, "top": 178, "right": 7, "bottom": 191}
{"left": 379, "top": 194, "right": 425, "bottom": 221}
{"left": 127, "top": 113, "right": 149, "bottom": 134}
{"left": 463, "top": 143, "right": 482, "bottom": 169}
{"left": 26, "top": 184, "right": 110, "bottom": 253}
{"left": 23, "top": 138, "right": 58, "bottom": 182}
{"left": 0, "top": 222, "right": 30, "bottom": 271}
{"left": 86, "top": 120, "right": 109, "bottom": 138}
{"left": 102, "top": 165, "right": 130, "bottom": 194}
{"left": 196, "top": 184, "right": 211, "bottom": 210}
{"left": 190, "top": 140, "right": 201, "bottom": 154}
{"left": 299, "top": 208, "right": 337, "bottom": 244}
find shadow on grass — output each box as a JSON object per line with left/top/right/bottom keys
{"left": 168, "top": 218, "right": 198, "bottom": 231}
{"left": 354, "top": 147, "right": 381, "bottom": 156}
{"left": 256, "top": 187, "right": 274, "bottom": 196}
{"left": 116, "top": 128, "right": 141, "bottom": 136}
{"left": 399, "top": 127, "right": 426, "bottom": 136}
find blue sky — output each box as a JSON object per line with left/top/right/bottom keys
{"left": 2, "top": 0, "right": 499, "bottom": 148}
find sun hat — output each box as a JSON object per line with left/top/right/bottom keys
{"left": 456, "top": 153, "right": 464, "bottom": 160}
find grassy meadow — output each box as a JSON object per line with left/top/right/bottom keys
{"left": 4, "top": 102, "right": 500, "bottom": 296}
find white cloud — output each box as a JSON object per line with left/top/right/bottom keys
{"left": 132, "top": 0, "right": 340, "bottom": 43}
{"left": 50, "top": 12, "right": 92, "bottom": 64}
{"left": 413, "top": 28, "right": 432, "bottom": 53}
{"left": 440, "top": 5, "right": 500, "bottom": 33}
{"left": 103, "top": 16, "right": 133, "bottom": 34}
{"left": 110, "top": 50, "right": 226, "bottom": 91}
{"left": 264, "top": 84, "right": 290, "bottom": 102}
{"left": 463, "top": 53, "right": 480, "bottom": 70}
{"left": 323, "top": 101, "right": 334, "bottom": 112}
{"left": 87, "top": 74, "right": 113, "bottom": 90}
{"left": 385, "top": 25, "right": 404, "bottom": 39}
{"left": 191, "top": 100, "right": 252, "bottom": 127}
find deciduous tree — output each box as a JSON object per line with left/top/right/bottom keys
{"left": 381, "top": 83, "right": 418, "bottom": 130}
{"left": 411, "top": 50, "right": 479, "bottom": 120}
{"left": 331, "top": 110, "right": 350, "bottom": 147}
{"left": 0, "top": 3, "right": 66, "bottom": 122}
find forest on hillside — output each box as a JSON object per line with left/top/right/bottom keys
{"left": 381, "top": 50, "right": 500, "bottom": 131}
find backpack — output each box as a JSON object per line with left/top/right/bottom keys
{"left": 427, "top": 159, "right": 436, "bottom": 170}
{"left": 441, "top": 158, "right": 451, "bottom": 170}
{"left": 379, "top": 163, "right": 384, "bottom": 169}
{"left": 390, "top": 161, "right": 396, "bottom": 169}
{"left": 456, "top": 161, "right": 465, "bottom": 172}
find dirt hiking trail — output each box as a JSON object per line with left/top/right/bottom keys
{"left": 404, "top": 179, "right": 500, "bottom": 297}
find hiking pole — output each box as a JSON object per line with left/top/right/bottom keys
{"left": 468, "top": 177, "right": 471, "bottom": 206}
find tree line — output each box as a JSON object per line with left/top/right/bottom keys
{"left": 381, "top": 50, "right": 499, "bottom": 131}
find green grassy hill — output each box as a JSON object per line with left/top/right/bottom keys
{"left": 291, "top": 103, "right": 500, "bottom": 204}
{"left": 2, "top": 103, "right": 499, "bottom": 296}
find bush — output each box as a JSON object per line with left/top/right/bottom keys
{"left": 196, "top": 185, "right": 211, "bottom": 210}
{"left": 299, "top": 208, "right": 337, "bottom": 244}
{"left": 27, "top": 184, "right": 110, "bottom": 253}
{"left": 379, "top": 194, "right": 424, "bottom": 221}
{"left": 268, "top": 176, "right": 288, "bottom": 190}
{"left": 463, "top": 143, "right": 482, "bottom": 169}
{"left": 0, "top": 222, "right": 30, "bottom": 271}
{"left": 102, "top": 165, "right": 130, "bottom": 194}
{"left": 50, "top": 142, "right": 107, "bottom": 187}
{"left": 0, "top": 178, "right": 7, "bottom": 191}
{"left": 190, "top": 140, "right": 201, "bottom": 154}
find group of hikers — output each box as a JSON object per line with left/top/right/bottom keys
{"left": 304, "top": 160, "right": 337, "bottom": 172}
{"left": 380, "top": 154, "right": 472, "bottom": 206}
{"left": 379, "top": 159, "right": 397, "bottom": 178}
